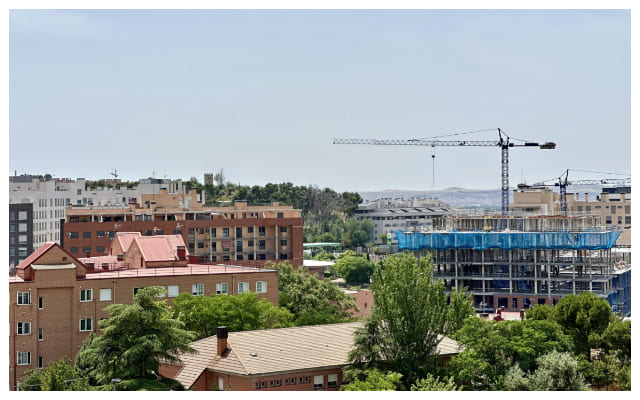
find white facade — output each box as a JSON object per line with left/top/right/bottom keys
{"left": 9, "top": 176, "right": 184, "bottom": 250}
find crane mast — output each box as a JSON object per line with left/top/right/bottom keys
{"left": 333, "top": 128, "right": 555, "bottom": 215}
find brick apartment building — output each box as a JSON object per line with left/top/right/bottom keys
{"left": 61, "top": 191, "right": 304, "bottom": 267}
{"left": 159, "top": 323, "right": 461, "bottom": 391}
{"left": 9, "top": 234, "right": 279, "bottom": 390}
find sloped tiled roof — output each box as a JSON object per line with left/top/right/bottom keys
{"left": 114, "top": 232, "right": 142, "bottom": 253}
{"left": 172, "top": 322, "right": 462, "bottom": 389}
{"left": 135, "top": 235, "right": 186, "bottom": 262}
{"left": 16, "top": 242, "right": 58, "bottom": 270}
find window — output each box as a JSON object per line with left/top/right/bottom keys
{"left": 259, "top": 226, "right": 265, "bottom": 236}
{"left": 280, "top": 239, "right": 287, "bottom": 246}
{"left": 17, "top": 352, "right": 31, "bottom": 365}
{"left": 261, "top": 381, "right": 266, "bottom": 388}
{"left": 299, "top": 377, "right": 304, "bottom": 384}
{"left": 280, "top": 226, "right": 287, "bottom": 233}
{"left": 168, "top": 285, "right": 179, "bottom": 298}
{"left": 259, "top": 240, "right": 266, "bottom": 250}
{"left": 328, "top": 373, "right": 338, "bottom": 388}
{"left": 97, "top": 246, "right": 105, "bottom": 253}
{"left": 276, "top": 379, "right": 282, "bottom": 386}
{"left": 17, "top": 322, "right": 31, "bottom": 335}
{"left": 248, "top": 240, "right": 254, "bottom": 247}
{"left": 83, "top": 246, "right": 91, "bottom": 254}
{"left": 38, "top": 328, "right": 44, "bottom": 341}
{"left": 248, "top": 254, "right": 254, "bottom": 260}
{"left": 248, "top": 227, "right": 254, "bottom": 233}
{"left": 38, "top": 297, "right": 43, "bottom": 309}
{"left": 305, "top": 377, "right": 310, "bottom": 383}
{"left": 192, "top": 283, "right": 204, "bottom": 296}
{"left": 211, "top": 242, "right": 217, "bottom": 251}
{"left": 198, "top": 242, "right": 204, "bottom": 249}
{"left": 277, "top": 212, "right": 284, "bottom": 218}
{"left": 238, "top": 282, "right": 249, "bottom": 294}
{"left": 222, "top": 228, "right": 230, "bottom": 237}
{"left": 216, "top": 283, "right": 228, "bottom": 295}
{"left": 19, "top": 223, "right": 28, "bottom": 232}
{"left": 79, "top": 318, "right": 92, "bottom": 332}
{"left": 512, "top": 298, "right": 518, "bottom": 309}
{"left": 279, "top": 254, "right": 288, "bottom": 260}
{"left": 236, "top": 227, "right": 242, "bottom": 238}
{"left": 80, "top": 289, "right": 93, "bottom": 302}
{"left": 606, "top": 216, "right": 612, "bottom": 224}
{"left": 97, "top": 231, "right": 105, "bottom": 237}
{"left": 625, "top": 205, "right": 630, "bottom": 214}
{"left": 625, "top": 216, "right": 631, "bottom": 224}
{"left": 236, "top": 241, "right": 243, "bottom": 252}
{"left": 19, "top": 235, "right": 28, "bottom": 244}
{"left": 255, "top": 382, "right": 261, "bottom": 389}
{"left": 70, "top": 247, "right": 79, "bottom": 253}
{"left": 256, "top": 281, "right": 267, "bottom": 293}
{"left": 618, "top": 216, "right": 623, "bottom": 224}
{"left": 83, "top": 231, "right": 91, "bottom": 238}
{"left": 289, "top": 377, "right": 296, "bottom": 385}
{"left": 69, "top": 232, "right": 79, "bottom": 238}
{"left": 99, "top": 289, "right": 112, "bottom": 301}
{"left": 17, "top": 292, "right": 31, "bottom": 305}
{"left": 38, "top": 356, "right": 44, "bottom": 369}
{"left": 314, "top": 375, "right": 324, "bottom": 389}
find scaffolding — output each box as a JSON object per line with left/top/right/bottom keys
{"left": 395, "top": 216, "right": 630, "bottom": 316}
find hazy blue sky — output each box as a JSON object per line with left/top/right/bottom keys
{"left": 9, "top": 9, "right": 630, "bottom": 192}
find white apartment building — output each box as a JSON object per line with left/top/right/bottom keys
{"left": 8, "top": 176, "right": 187, "bottom": 266}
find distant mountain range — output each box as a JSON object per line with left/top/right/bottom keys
{"left": 359, "top": 185, "right": 606, "bottom": 208}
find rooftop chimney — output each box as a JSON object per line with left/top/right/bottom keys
{"left": 177, "top": 246, "right": 186, "bottom": 260}
{"left": 217, "top": 326, "right": 228, "bottom": 357}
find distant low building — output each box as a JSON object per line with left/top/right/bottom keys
{"left": 353, "top": 197, "right": 454, "bottom": 244}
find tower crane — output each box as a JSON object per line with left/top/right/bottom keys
{"left": 528, "top": 169, "right": 631, "bottom": 214}
{"left": 333, "top": 128, "right": 556, "bottom": 215}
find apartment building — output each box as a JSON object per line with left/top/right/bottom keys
{"left": 159, "top": 323, "right": 461, "bottom": 391}
{"left": 9, "top": 235, "right": 279, "bottom": 390}
{"left": 511, "top": 185, "right": 631, "bottom": 245}
{"left": 397, "top": 215, "right": 631, "bottom": 316}
{"left": 353, "top": 197, "right": 454, "bottom": 244}
{"left": 9, "top": 203, "right": 33, "bottom": 273}
{"left": 62, "top": 193, "right": 304, "bottom": 267}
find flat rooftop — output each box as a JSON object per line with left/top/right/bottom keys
{"left": 9, "top": 263, "right": 276, "bottom": 283}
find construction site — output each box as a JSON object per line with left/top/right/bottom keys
{"left": 396, "top": 214, "right": 631, "bottom": 316}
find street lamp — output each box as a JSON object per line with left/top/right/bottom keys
{"left": 111, "top": 378, "right": 122, "bottom": 391}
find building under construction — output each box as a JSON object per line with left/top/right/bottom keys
{"left": 396, "top": 215, "right": 630, "bottom": 316}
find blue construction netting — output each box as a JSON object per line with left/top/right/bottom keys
{"left": 395, "top": 230, "right": 621, "bottom": 251}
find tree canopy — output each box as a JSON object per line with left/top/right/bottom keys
{"left": 75, "top": 287, "right": 197, "bottom": 383}
{"left": 275, "top": 262, "right": 357, "bottom": 326}
{"left": 171, "top": 291, "right": 293, "bottom": 339}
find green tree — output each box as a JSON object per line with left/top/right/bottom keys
{"left": 341, "top": 369, "right": 402, "bottom": 391}
{"left": 171, "top": 291, "right": 293, "bottom": 339}
{"left": 599, "top": 318, "right": 631, "bottom": 363}
{"left": 446, "top": 317, "right": 573, "bottom": 389}
{"left": 275, "top": 262, "right": 357, "bottom": 326}
{"left": 446, "top": 286, "right": 475, "bottom": 336}
{"left": 75, "top": 287, "right": 197, "bottom": 384}
{"left": 334, "top": 255, "right": 374, "bottom": 286}
{"left": 313, "top": 252, "right": 335, "bottom": 261}
{"left": 19, "top": 368, "right": 43, "bottom": 391}
{"left": 527, "top": 351, "right": 588, "bottom": 391}
{"left": 20, "top": 357, "right": 91, "bottom": 391}
{"left": 350, "top": 253, "right": 449, "bottom": 386}
{"left": 555, "top": 292, "right": 612, "bottom": 361}
{"left": 526, "top": 303, "right": 557, "bottom": 321}
{"left": 411, "top": 374, "right": 460, "bottom": 391}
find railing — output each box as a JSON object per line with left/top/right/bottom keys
{"left": 80, "top": 262, "right": 275, "bottom": 280}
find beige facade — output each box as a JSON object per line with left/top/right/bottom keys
{"left": 511, "top": 186, "right": 630, "bottom": 245}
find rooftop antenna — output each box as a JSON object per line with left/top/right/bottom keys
{"left": 111, "top": 169, "right": 118, "bottom": 178}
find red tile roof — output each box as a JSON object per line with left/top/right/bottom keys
{"left": 135, "top": 235, "right": 187, "bottom": 262}
{"left": 114, "top": 232, "right": 142, "bottom": 253}
{"left": 16, "top": 242, "right": 58, "bottom": 270}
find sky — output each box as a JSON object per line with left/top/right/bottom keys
{"left": 8, "top": 7, "right": 632, "bottom": 192}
